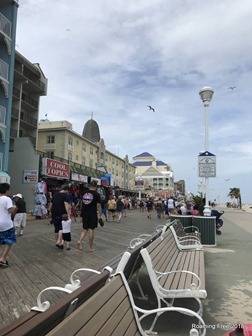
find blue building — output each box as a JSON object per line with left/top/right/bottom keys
{"left": 0, "top": 0, "right": 19, "bottom": 182}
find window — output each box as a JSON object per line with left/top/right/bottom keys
{"left": 82, "top": 157, "right": 86, "bottom": 166}
{"left": 82, "top": 143, "right": 86, "bottom": 151}
{"left": 76, "top": 140, "right": 79, "bottom": 145}
{"left": 47, "top": 135, "right": 55, "bottom": 144}
{"left": 75, "top": 155, "right": 79, "bottom": 161}
{"left": 90, "top": 159, "right": 93, "bottom": 168}
{"left": 68, "top": 152, "right": 72, "bottom": 161}
{"left": 68, "top": 137, "right": 73, "bottom": 146}
{"left": 46, "top": 152, "right": 54, "bottom": 159}
{"left": 90, "top": 147, "right": 93, "bottom": 155}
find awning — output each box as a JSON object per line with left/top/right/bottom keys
{"left": 0, "top": 171, "right": 11, "bottom": 183}
{"left": 70, "top": 166, "right": 105, "bottom": 179}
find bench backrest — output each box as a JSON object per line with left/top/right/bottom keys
{"left": 141, "top": 229, "right": 205, "bottom": 292}
{"left": 115, "top": 229, "right": 162, "bottom": 279}
{"left": 0, "top": 270, "right": 111, "bottom": 336}
{"left": 46, "top": 274, "right": 142, "bottom": 336}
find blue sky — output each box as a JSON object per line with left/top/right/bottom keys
{"left": 16, "top": 0, "right": 252, "bottom": 203}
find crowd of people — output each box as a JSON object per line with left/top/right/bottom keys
{"left": 1, "top": 180, "right": 208, "bottom": 269}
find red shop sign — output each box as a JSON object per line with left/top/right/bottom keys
{"left": 42, "top": 158, "right": 70, "bottom": 179}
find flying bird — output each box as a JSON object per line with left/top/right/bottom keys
{"left": 147, "top": 105, "right": 155, "bottom": 112}
{"left": 225, "top": 179, "right": 230, "bottom": 181}
{"left": 228, "top": 86, "right": 236, "bottom": 90}
{"left": 66, "top": 28, "right": 71, "bottom": 31}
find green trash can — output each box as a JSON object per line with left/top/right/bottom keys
{"left": 192, "top": 216, "right": 216, "bottom": 246}
{"left": 170, "top": 215, "right": 193, "bottom": 230}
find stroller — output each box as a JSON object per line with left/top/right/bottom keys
{"left": 211, "top": 209, "right": 224, "bottom": 235}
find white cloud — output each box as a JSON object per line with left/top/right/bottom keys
{"left": 16, "top": 0, "right": 252, "bottom": 202}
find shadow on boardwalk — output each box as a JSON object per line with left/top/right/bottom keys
{"left": 0, "top": 207, "right": 252, "bottom": 335}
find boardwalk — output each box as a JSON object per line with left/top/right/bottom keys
{"left": 0, "top": 207, "right": 252, "bottom": 335}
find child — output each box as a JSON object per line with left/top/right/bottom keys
{"left": 61, "top": 214, "right": 71, "bottom": 250}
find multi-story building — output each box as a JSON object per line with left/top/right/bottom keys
{"left": 0, "top": 0, "right": 19, "bottom": 182}
{"left": 37, "top": 119, "right": 136, "bottom": 191}
{"left": 133, "top": 152, "right": 174, "bottom": 197}
{"left": 8, "top": 52, "right": 48, "bottom": 208}
{"left": 11, "top": 51, "right": 47, "bottom": 149}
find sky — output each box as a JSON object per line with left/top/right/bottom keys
{"left": 15, "top": 0, "right": 252, "bottom": 203}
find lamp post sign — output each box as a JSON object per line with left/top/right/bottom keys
{"left": 198, "top": 151, "right": 216, "bottom": 178}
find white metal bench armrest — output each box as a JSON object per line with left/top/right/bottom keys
{"left": 31, "top": 286, "right": 73, "bottom": 312}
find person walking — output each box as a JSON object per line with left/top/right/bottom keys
{"left": 12, "top": 193, "right": 27, "bottom": 236}
{"left": 101, "top": 195, "right": 108, "bottom": 221}
{"left": 77, "top": 180, "right": 102, "bottom": 252}
{"left": 49, "top": 185, "right": 71, "bottom": 249}
{"left": 61, "top": 214, "right": 71, "bottom": 250}
{"left": 116, "top": 195, "right": 124, "bottom": 223}
{"left": 0, "top": 183, "right": 17, "bottom": 267}
{"left": 107, "top": 196, "right": 116, "bottom": 221}
{"left": 146, "top": 197, "right": 154, "bottom": 219}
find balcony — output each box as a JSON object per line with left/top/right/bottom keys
{"left": 14, "top": 63, "right": 46, "bottom": 94}
{"left": 12, "top": 107, "right": 37, "bottom": 128}
{"left": 0, "top": 13, "right": 12, "bottom": 54}
{"left": 0, "top": 105, "right": 6, "bottom": 142}
{"left": 68, "top": 144, "right": 73, "bottom": 152}
{"left": 44, "top": 143, "right": 56, "bottom": 151}
{"left": 0, "top": 59, "right": 9, "bottom": 97}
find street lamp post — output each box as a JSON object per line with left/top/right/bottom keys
{"left": 199, "top": 86, "right": 214, "bottom": 216}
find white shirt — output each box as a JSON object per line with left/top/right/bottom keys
{"left": 167, "top": 198, "right": 175, "bottom": 209}
{"left": 0, "top": 195, "right": 14, "bottom": 231}
{"left": 62, "top": 219, "right": 71, "bottom": 233}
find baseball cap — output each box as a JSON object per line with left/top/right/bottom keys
{"left": 90, "top": 180, "right": 98, "bottom": 187}
{"left": 13, "top": 193, "right": 23, "bottom": 199}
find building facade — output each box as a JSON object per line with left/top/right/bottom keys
{"left": 133, "top": 152, "right": 174, "bottom": 197}
{"left": 0, "top": 0, "right": 19, "bottom": 181}
{"left": 37, "top": 119, "right": 136, "bottom": 191}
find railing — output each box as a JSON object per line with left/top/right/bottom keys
{"left": 10, "top": 128, "right": 18, "bottom": 137}
{"left": 21, "top": 93, "right": 39, "bottom": 109}
{"left": 0, "top": 13, "right": 12, "bottom": 38}
{"left": 20, "top": 111, "right": 37, "bottom": 126}
{"left": 0, "top": 152, "right": 2, "bottom": 171}
{"left": 15, "top": 64, "right": 46, "bottom": 91}
{"left": 13, "top": 86, "right": 20, "bottom": 98}
{"left": 0, "top": 59, "right": 9, "bottom": 81}
{"left": 0, "top": 105, "right": 6, "bottom": 125}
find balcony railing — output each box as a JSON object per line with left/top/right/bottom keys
{"left": 0, "top": 13, "right": 12, "bottom": 39}
{"left": 15, "top": 64, "right": 46, "bottom": 92}
{"left": 0, "top": 105, "right": 6, "bottom": 125}
{"left": 0, "top": 59, "right": 9, "bottom": 81}
{"left": 12, "top": 108, "right": 37, "bottom": 127}
{"left": 0, "top": 152, "right": 2, "bottom": 170}
{"left": 21, "top": 93, "right": 39, "bottom": 109}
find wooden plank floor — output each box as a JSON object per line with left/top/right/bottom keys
{"left": 0, "top": 209, "right": 165, "bottom": 329}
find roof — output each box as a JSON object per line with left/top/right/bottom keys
{"left": 82, "top": 119, "right": 101, "bottom": 142}
{"left": 132, "top": 152, "right": 153, "bottom": 159}
{"left": 156, "top": 160, "right": 167, "bottom": 166}
{"left": 132, "top": 161, "right": 152, "bottom": 167}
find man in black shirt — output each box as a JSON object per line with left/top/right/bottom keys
{"left": 50, "top": 185, "right": 71, "bottom": 249}
{"left": 13, "top": 193, "right": 27, "bottom": 236}
{"left": 77, "top": 180, "right": 102, "bottom": 252}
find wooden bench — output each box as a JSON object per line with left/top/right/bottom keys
{"left": 46, "top": 272, "right": 206, "bottom": 336}
{"left": 140, "top": 228, "right": 206, "bottom": 334}
{"left": 169, "top": 219, "right": 203, "bottom": 250}
{"left": 0, "top": 231, "right": 161, "bottom": 336}
{"left": 0, "top": 268, "right": 112, "bottom": 336}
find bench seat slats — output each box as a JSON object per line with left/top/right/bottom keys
{"left": 142, "top": 229, "right": 206, "bottom": 298}
{"left": 47, "top": 276, "right": 140, "bottom": 336}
